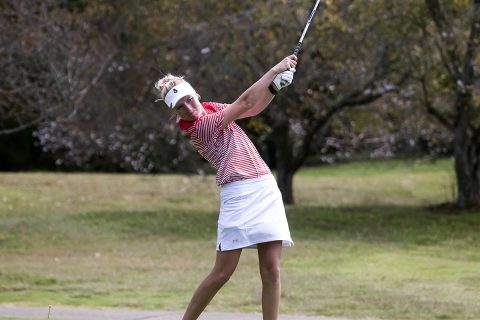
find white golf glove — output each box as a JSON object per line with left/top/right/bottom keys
{"left": 272, "top": 68, "right": 295, "bottom": 92}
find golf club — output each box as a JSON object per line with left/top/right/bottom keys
{"left": 292, "top": 0, "right": 321, "bottom": 57}
{"left": 280, "top": 0, "right": 321, "bottom": 86}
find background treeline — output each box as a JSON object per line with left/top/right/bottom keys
{"left": 0, "top": 0, "right": 479, "bottom": 207}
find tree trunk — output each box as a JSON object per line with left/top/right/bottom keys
{"left": 453, "top": 98, "right": 480, "bottom": 209}
{"left": 277, "top": 163, "right": 295, "bottom": 204}
{"left": 454, "top": 147, "right": 480, "bottom": 209}
{"left": 272, "top": 120, "right": 296, "bottom": 204}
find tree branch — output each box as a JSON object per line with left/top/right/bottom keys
{"left": 425, "top": 0, "right": 462, "bottom": 79}
{"left": 462, "top": 0, "right": 480, "bottom": 86}
{"left": 0, "top": 117, "right": 44, "bottom": 135}
{"left": 419, "top": 75, "right": 454, "bottom": 130}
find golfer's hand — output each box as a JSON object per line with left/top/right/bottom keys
{"left": 272, "top": 55, "right": 297, "bottom": 74}
{"left": 271, "top": 55, "right": 297, "bottom": 91}
{"left": 272, "top": 69, "right": 295, "bottom": 91}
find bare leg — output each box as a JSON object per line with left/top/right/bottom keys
{"left": 182, "top": 248, "right": 242, "bottom": 320}
{"left": 257, "top": 241, "right": 283, "bottom": 320}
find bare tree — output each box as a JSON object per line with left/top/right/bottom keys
{"left": 27, "top": 0, "right": 213, "bottom": 172}
{"left": 0, "top": 0, "right": 116, "bottom": 136}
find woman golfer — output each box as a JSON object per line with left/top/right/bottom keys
{"left": 154, "top": 55, "right": 297, "bottom": 320}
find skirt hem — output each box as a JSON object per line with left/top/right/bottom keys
{"left": 216, "top": 239, "right": 294, "bottom": 252}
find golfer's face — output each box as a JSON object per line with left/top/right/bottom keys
{"left": 175, "top": 95, "right": 204, "bottom": 121}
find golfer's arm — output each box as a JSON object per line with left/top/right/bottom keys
{"left": 237, "top": 90, "right": 274, "bottom": 119}
{"left": 221, "top": 68, "right": 277, "bottom": 129}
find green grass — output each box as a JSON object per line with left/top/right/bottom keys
{"left": 1, "top": 158, "right": 479, "bottom": 320}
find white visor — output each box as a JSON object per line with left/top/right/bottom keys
{"left": 164, "top": 82, "right": 197, "bottom": 108}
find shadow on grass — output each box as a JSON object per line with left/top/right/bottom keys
{"left": 76, "top": 205, "right": 480, "bottom": 246}
{"left": 286, "top": 205, "right": 480, "bottom": 245}
{"left": 2, "top": 205, "right": 479, "bottom": 251}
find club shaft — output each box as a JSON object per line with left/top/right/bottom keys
{"left": 293, "top": 0, "right": 321, "bottom": 56}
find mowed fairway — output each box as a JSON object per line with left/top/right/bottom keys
{"left": 0, "top": 159, "right": 479, "bottom": 320}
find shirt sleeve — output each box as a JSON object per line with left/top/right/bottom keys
{"left": 193, "top": 111, "right": 225, "bottom": 144}
{"left": 208, "top": 102, "right": 229, "bottom": 112}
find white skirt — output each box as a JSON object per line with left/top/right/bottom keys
{"left": 217, "top": 174, "right": 294, "bottom": 251}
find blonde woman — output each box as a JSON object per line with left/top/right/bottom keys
{"left": 155, "top": 55, "right": 297, "bottom": 320}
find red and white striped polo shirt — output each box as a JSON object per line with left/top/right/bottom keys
{"left": 178, "top": 102, "right": 271, "bottom": 185}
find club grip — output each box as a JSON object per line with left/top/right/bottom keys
{"left": 293, "top": 42, "right": 302, "bottom": 56}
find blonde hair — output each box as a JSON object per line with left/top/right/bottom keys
{"left": 154, "top": 74, "right": 185, "bottom": 101}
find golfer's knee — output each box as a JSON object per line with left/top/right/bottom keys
{"left": 210, "top": 269, "right": 233, "bottom": 287}
{"left": 260, "top": 265, "right": 281, "bottom": 284}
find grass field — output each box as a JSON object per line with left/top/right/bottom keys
{"left": 0, "top": 158, "right": 479, "bottom": 320}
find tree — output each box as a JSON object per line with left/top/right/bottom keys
{"left": 416, "top": 0, "right": 480, "bottom": 208}
{"left": 181, "top": 0, "right": 412, "bottom": 203}
{"left": 0, "top": 0, "right": 115, "bottom": 136}
{"left": 0, "top": 0, "right": 210, "bottom": 172}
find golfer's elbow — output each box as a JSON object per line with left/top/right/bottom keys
{"left": 237, "top": 93, "right": 256, "bottom": 112}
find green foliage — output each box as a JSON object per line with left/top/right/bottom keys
{"left": 58, "top": 0, "right": 87, "bottom": 13}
